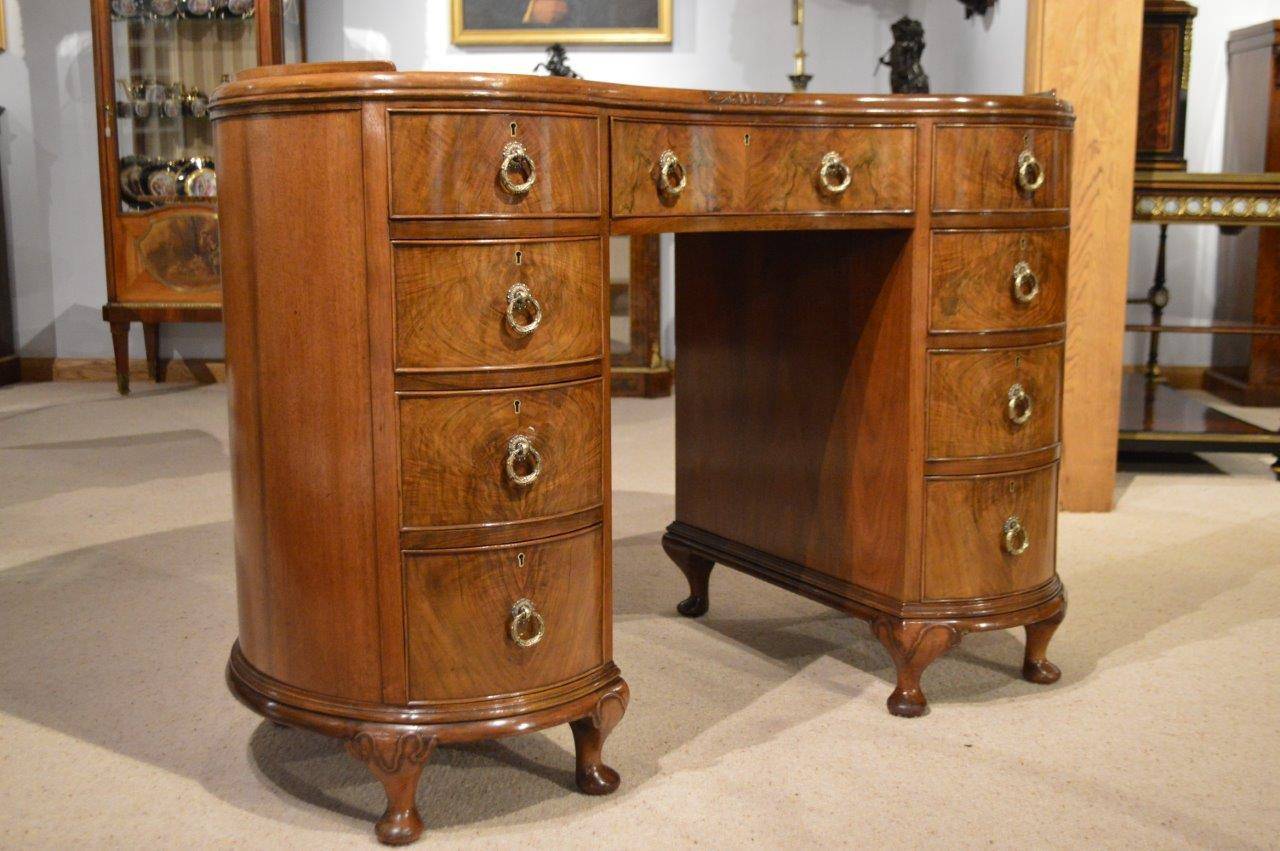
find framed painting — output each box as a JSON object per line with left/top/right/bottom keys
{"left": 452, "top": 0, "right": 673, "bottom": 46}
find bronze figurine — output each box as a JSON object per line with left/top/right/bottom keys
{"left": 878, "top": 16, "right": 929, "bottom": 94}
{"left": 534, "top": 43, "right": 580, "bottom": 78}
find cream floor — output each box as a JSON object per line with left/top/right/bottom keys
{"left": 1, "top": 381, "right": 1278, "bottom": 849}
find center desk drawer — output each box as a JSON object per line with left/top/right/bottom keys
{"left": 927, "top": 343, "right": 1062, "bottom": 460}
{"left": 388, "top": 111, "right": 600, "bottom": 218}
{"left": 400, "top": 380, "right": 602, "bottom": 529}
{"left": 395, "top": 239, "right": 602, "bottom": 370}
{"left": 404, "top": 525, "right": 604, "bottom": 702}
{"left": 611, "top": 120, "right": 915, "bottom": 217}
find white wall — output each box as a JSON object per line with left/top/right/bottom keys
{"left": 2, "top": 0, "right": 1026, "bottom": 362}
{"left": 1125, "top": 1, "right": 1280, "bottom": 367}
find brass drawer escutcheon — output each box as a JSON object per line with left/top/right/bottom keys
{"left": 1006, "top": 382, "right": 1033, "bottom": 425}
{"left": 1002, "top": 515, "right": 1030, "bottom": 556}
{"left": 505, "top": 282, "right": 543, "bottom": 335}
{"left": 656, "top": 149, "right": 687, "bottom": 198}
{"left": 1016, "top": 149, "right": 1046, "bottom": 193}
{"left": 1011, "top": 260, "right": 1040, "bottom": 304}
{"left": 499, "top": 140, "right": 537, "bottom": 195}
{"left": 818, "top": 150, "right": 852, "bottom": 195}
{"left": 505, "top": 433, "right": 543, "bottom": 487}
{"left": 508, "top": 598, "right": 546, "bottom": 648}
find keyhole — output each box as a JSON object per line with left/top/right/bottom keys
{"left": 743, "top": 133, "right": 751, "bottom": 146}
{"left": 514, "top": 399, "right": 521, "bottom": 414}
{"left": 1008, "top": 481, "right": 1017, "bottom": 495}
{"left": 514, "top": 249, "right": 523, "bottom": 266}
{"left": 510, "top": 121, "right": 518, "bottom": 136}
{"left": 517, "top": 552, "right": 526, "bottom": 568}
{"left": 1020, "top": 235, "right": 1028, "bottom": 252}
{"left": 1015, "top": 355, "right": 1023, "bottom": 369}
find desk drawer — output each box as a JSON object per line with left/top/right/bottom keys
{"left": 933, "top": 126, "right": 1070, "bottom": 212}
{"left": 404, "top": 526, "right": 604, "bottom": 702}
{"left": 399, "top": 380, "right": 603, "bottom": 529}
{"left": 930, "top": 229, "right": 1068, "bottom": 333}
{"left": 924, "top": 464, "right": 1057, "bottom": 600}
{"left": 388, "top": 111, "right": 600, "bottom": 218}
{"left": 611, "top": 120, "right": 915, "bottom": 217}
{"left": 395, "top": 239, "right": 603, "bottom": 370}
{"left": 927, "top": 343, "right": 1061, "bottom": 460}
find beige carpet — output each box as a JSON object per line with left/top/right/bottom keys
{"left": 1, "top": 381, "right": 1278, "bottom": 848}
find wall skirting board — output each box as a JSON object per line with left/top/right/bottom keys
{"left": 16, "top": 357, "right": 226, "bottom": 384}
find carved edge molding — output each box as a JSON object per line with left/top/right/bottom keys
{"left": 705, "top": 91, "right": 787, "bottom": 106}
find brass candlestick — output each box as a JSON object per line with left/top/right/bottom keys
{"left": 789, "top": 0, "right": 812, "bottom": 91}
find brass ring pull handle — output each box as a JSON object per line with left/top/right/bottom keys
{"left": 656, "top": 149, "right": 688, "bottom": 198}
{"left": 1006, "top": 383, "right": 1033, "bottom": 425}
{"left": 1002, "top": 515, "right": 1030, "bottom": 556}
{"left": 504, "top": 434, "right": 543, "bottom": 487}
{"left": 499, "top": 140, "right": 537, "bottom": 195}
{"left": 505, "top": 282, "right": 543, "bottom": 336}
{"left": 818, "top": 151, "right": 852, "bottom": 195}
{"left": 1017, "top": 149, "right": 1045, "bottom": 193}
{"left": 508, "top": 598, "right": 546, "bottom": 648}
{"left": 1011, "top": 261, "right": 1040, "bottom": 304}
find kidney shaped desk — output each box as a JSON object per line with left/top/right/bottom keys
{"left": 212, "top": 63, "right": 1072, "bottom": 845}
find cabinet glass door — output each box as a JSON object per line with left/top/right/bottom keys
{"left": 109, "top": 0, "right": 260, "bottom": 214}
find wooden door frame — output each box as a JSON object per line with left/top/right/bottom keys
{"left": 1025, "top": 0, "right": 1144, "bottom": 511}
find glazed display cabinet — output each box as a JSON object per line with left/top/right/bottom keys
{"left": 90, "top": 0, "right": 304, "bottom": 394}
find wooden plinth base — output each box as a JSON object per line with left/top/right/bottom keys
{"left": 226, "top": 643, "right": 627, "bottom": 845}
{"left": 663, "top": 524, "right": 1066, "bottom": 718}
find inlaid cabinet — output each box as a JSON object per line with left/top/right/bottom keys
{"left": 212, "top": 63, "right": 1071, "bottom": 844}
{"left": 90, "top": 0, "right": 304, "bottom": 393}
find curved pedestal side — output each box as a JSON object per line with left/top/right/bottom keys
{"left": 227, "top": 644, "right": 628, "bottom": 845}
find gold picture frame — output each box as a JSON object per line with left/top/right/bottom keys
{"left": 1, "top": 0, "right": 7, "bottom": 53}
{"left": 452, "top": 0, "right": 672, "bottom": 46}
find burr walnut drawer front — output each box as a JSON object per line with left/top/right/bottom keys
{"left": 930, "top": 229, "right": 1068, "bottom": 333}
{"left": 404, "top": 525, "right": 604, "bottom": 702}
{"left": 395, "top": 238, "right": 603, "bottom": 370}
{"left": 927, "top": 343, "right": 1062, "bottom": 461}
{"left": 388, "top": 111, "right": 600, "bottom": 218}
{"left": 932, "top": 126, "right": 1070, "bottom": 212}
{"left": 399, "top": 379, "right": 603, "bottom": 529}
{"left": 923, "top": 464, "right": 1058, "bottom": 601}
{"left": 610, "top": 120, "right": 915, "bottom": 217}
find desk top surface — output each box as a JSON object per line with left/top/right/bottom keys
{"left": 212, "top": 61, "right": 1073, "bottom": 122}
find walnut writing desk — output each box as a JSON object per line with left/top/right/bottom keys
{"left": 212, "top": 62, "right": 1072, "bottom": 845}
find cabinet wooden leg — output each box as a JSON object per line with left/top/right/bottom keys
{"left": 142, "top": 322, "right": 165, "bottom": 383}
{"left": 346, "top": 730, "right": 437, "bottom": 846}
{"left": 871, "top": 617, "right": 961, "bottom": 718}
{"left": 1022, "top": 600, "right": 1066, "bottom": 685}
{"left": 662, "top": 534, "right": 714, "bottom": 617}
{"left": 570, "top": 680, "right": 628, "bottom": 795}
{"left": 109, "top": 321, "right": 131, "bottom": 396}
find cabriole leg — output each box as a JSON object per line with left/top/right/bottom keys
{"left": 1023, "top": 599, "right": 1066, "bottom": 685}
{"left": 871, "top": 618, "right": 961, "bottom": 718}
{"left": 570, "top": 681, "right": 628, "bottom": 795}
{"left": 662, "top": 534, "right": 714, "bottom": 617}
{"left": 346, "top": 730, "right": 437, "bottom": 846}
